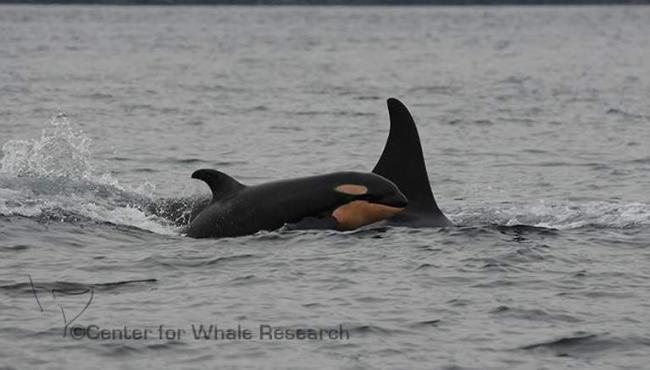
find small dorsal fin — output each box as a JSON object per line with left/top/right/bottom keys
{"left": 373, "top": 98, "right": 451, "bottom": 225}
{"left": 191, "top": 169, "right": 246, "bottom": 203}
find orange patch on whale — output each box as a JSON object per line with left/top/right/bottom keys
{"left": 332, "top": 200, "right": 404, "bottom": 231}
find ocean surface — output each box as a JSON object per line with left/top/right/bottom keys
{"left": 1, "top": 5, "right": 649, "bottom": 369}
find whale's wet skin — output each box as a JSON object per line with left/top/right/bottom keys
{"left": 1, "top": 5, "right": 649, "bottom": 370}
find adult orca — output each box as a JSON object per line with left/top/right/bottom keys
{"left": 184, "top": 170, "right": 407, "bottom": 238}
{"left": 374, "top": 98, "right": 453, "bottom": 227}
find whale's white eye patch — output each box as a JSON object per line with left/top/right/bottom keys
{"left": 335, "top": 184, "right": 368, "bottom": 195}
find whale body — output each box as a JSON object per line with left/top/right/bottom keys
{"left": 184, "top": 170, "right": 407, "bottom": 238}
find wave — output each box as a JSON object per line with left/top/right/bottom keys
{"left": 517, "top": 332, "right": 650, "bottom": 357}
{"left": 0, "top": 278, "right": 157, "bottom": 296}
{"left": 450, "top": 199, "right": 650, "bottom": 230}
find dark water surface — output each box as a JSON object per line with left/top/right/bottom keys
{"left": 1, "top": 5, "right": 649, "bottom": 369}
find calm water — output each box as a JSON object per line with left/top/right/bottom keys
{"left": 1, "top": 5, "right": 649, "bottom": 369}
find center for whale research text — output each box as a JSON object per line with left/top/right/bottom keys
{"left": 68, "top": 324, "right": 351, "bottom": 341}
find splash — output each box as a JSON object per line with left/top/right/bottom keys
{"left": 1, "top": 113, "right": 94, "bottom": 179}
{"left": 0, "top": 113, "right": 178, "bottom": 235}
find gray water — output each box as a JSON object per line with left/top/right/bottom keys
{"left": 1, "top": 5, "right": 650, "bottom": 370}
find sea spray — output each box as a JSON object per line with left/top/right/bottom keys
{"left": 0, "top": 113, "right": 179, "bottom": 234}
{"left": 1, "top": 113, "right": 94, "bottom": 179}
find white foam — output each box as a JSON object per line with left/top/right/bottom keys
{"left": 76, "top": 202, "right": 178, "bottom": 235}
{"left": 451, "top": 199, "right": 650, "bottom": 230}
{"left": 1, "top": 113, "right": 93, "bottom": 179}
{"left": 0, "top": 113, "right": 178, "bottom": 235}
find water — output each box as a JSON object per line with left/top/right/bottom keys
{"left": 1, "top": 5, "right": 649, "bottom": 369}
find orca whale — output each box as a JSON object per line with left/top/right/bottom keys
{"left": 151, "top": 97, "right": 451, "bottom": 230}
{"left": 373, "top": 98, "right": 453, "bottom": 227}
{"left": 184, "top": 170, "right": 407, "bottom": 238}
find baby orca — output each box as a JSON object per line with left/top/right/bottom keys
{"left": 184, "top": 170, "right": 407, "bottom": 238}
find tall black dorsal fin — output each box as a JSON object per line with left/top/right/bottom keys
{"left": 191, "top": 169, "right": 246, "bottom": 203}
{"left": 373, "top": 98, "right": 451, "bottom": 225}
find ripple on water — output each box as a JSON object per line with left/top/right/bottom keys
{"left": 0, "top": 279, "right": 157, "bottom": 297}
{"left": 490, "top": 306, "right": 582, "bottom": 323}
